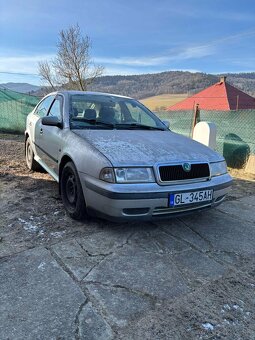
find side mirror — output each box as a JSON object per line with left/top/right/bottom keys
{"left": 42, "top": 116, "right": 63, "bottom": 128}
{"left": 162, "top": 120, "right": 170, "bottom": 129}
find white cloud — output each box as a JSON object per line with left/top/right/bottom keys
{"left": 94, "top": 56, "right": 169, "bottom": 67}
{"left": 95, "top": 45, "right": 214, "bottom": 68}
{"left": 0, "top": 54, "right": 54, "bottom": 75}
{"left": 103, "top": 66, "right": 200, "bottom": 76}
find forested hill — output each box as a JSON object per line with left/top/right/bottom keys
{"left": 2, "top": 71, "right": 254, "bottom": 100}
{"left": 88, "top": 71, "right": 255, "bottom": 99}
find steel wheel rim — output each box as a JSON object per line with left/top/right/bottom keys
{"left": 27, "top": 143, "right": 32, "bottom": 165}
{"left": 65, "top": 173, "right": 77, "bottom": 205}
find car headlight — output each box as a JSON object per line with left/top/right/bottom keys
{"left": 114, "top": 167, "right": 155, "bottom": 183}
{"left": 99, "top": 167, "right": 155, "bottom": 183}
{"left": 210, "top": 161, "right": 227, "bottom": 177}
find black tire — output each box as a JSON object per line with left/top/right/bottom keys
{"left": 25, "top": 137, "right": 41, "bottom": 171}
{"left": 60, "top": 161, "right": 87, "bottom": 220}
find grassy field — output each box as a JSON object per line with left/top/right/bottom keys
{"left": 140, "top": 93, "right": 188, "bottom": 111}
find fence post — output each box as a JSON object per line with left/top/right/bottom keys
{"left": 192, "top": 103, "right": 200, "bottom": 138}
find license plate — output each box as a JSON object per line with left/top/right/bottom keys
{"left": 169, "top": 190, "right": 213, "bottom": 207}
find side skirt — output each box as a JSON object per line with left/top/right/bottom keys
{"left": 34, "top": 155, "right": 59, "bottom": 182}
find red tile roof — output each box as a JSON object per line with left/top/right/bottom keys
{"left": 167, "top": 80, "right": 255, "bottom": 111}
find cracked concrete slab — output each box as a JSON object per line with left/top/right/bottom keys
{"left": 129, "top": 227, "right": 190, "bottom": 254}
{"left": 180, "top": 210, "right": 255, "bottom": 256}
{"left": 209, "top": 250, "right": 248, "bottom": 267}
{"left": 217, "top": 198, "right": 255, "bottom": 224}
{"left": 238, "top": 194, "right": 255, "bottom": 206}
{"left": 0, "top": 247, "right": 86, "bottom": 339}
{"left": 52, "top": 239, "right": 104, "bottom": 281}
{"left": 172, "top": 249, "right": 228, "bottom": 283}
{"left": 83, "top": 247, "right": 190, "bottom": 300}
{"left": 86, "top": 284, "right": 154, "bottom": 327}
{"left": 76, "top": 228, "right": 134, "bottom": 256}
{"left": 78, "top": 302, "right": 114, "bottom": 340}
{"left": 157, "top": 218, "right": 211, "bottom": 252}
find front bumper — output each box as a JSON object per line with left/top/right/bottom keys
{"left": 80, "top": 173, "right": 233, "bottom": 222}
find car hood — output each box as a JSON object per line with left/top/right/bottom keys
{"left": 74, "top": 130, "right": 223, "bottom": 166}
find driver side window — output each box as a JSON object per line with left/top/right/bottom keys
{"left": 35, "top": 95, "right": 54, "bottom": 117}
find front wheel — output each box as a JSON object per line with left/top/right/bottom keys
{"left": 60, "top": 162, "right": 87, "bottom": 220}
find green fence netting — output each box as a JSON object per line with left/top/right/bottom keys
{"left": 0, "top": 88, "right": 40, "bottom": 133}
{"left": 157, "top": 109, "right": 255, "bottom": 168}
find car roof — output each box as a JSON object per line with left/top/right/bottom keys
{"left": 50, "top": 90, "right": 132, "bottom": 100}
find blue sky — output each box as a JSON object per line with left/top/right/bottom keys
{"left": 0, "top": 0, "right": 255, "bottom": 85}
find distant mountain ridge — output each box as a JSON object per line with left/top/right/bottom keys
{"left": 0, "top": 82, "right": 41, "bottom": 94}
{"left": 1, "top": 71, "right": 255, "bottom": 99}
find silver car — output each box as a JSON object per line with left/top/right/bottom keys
{"left": 25, "top": 91, "right": 232, "bottom": 221}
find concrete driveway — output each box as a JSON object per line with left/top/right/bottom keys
{"left": 1, "top": 135, "right": 255, "bottom": 339}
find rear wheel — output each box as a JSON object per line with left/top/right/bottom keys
{"left": 25, "top": 137, "right": 40, "bottom": 171}
{"left": 60, "top": 161, "right": 87, "bottom": 220}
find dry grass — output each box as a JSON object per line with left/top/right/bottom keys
{"left": 140, "top": 93, "right": 188, "bottom": 111}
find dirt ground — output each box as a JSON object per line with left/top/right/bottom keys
{"left": 1, "top": 133, "right": 255, "bottom": 339}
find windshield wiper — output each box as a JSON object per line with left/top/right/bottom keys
{"left": 71, "top": 119, "right": 115, "bottom": 129}
{"left": 115, "top": 123, "right": 166, "bottom": 131}
{"left": 71, "top": 119, "right": 166, "bottom": 130}
{"left": 94, "top": 120, "right": 115, "bottom": 128}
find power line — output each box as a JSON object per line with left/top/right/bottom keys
{"left": 0, "top": 71, "right": 39, "bottom": 76}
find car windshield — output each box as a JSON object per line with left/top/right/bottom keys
{"left": 69, "top": 94, "right": 167, "bottom": 130}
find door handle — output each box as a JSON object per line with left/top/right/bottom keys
{"left": 40, "top": 128, "right": 43, "bottom": 135}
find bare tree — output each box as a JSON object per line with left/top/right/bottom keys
{"left": 38, "top": 24, "right": 103, "bottom": 91}
{"left": 38, "top": 61, "right": 57, "bottom": 90}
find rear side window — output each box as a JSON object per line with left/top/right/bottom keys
{"left": 35, "top": 95, "right": 55, "bottom": 117}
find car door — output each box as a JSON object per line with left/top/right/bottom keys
{"left": 33, "top": 95, "right": 56, "bottom": 158}
{"left": 39, "top": 95, "right": 64, "bottom": 175}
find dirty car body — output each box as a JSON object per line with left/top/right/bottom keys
{"left": 25, "top": 91, "right": 232, "bottom": 221}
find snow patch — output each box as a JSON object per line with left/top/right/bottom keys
{"left": 50, "top": 231, "right": 66, "bottom": 238}
{"left": 232, "top": 304, "right": 243, "bottom": 312}
{"left": 18, "top": 218, "right": 38, "bottom": 232}
{"left": 38, "top": 262, "right": 46, "bottom": 271}
{"left": 38, "top": 230, "right": 45, "bottom": 236}
{"left": 202, "top": 322, "right": 214, "bottom": 331}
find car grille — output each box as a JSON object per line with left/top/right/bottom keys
{"left": 158, "top": 163, "right": 210, "bottom": 182}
